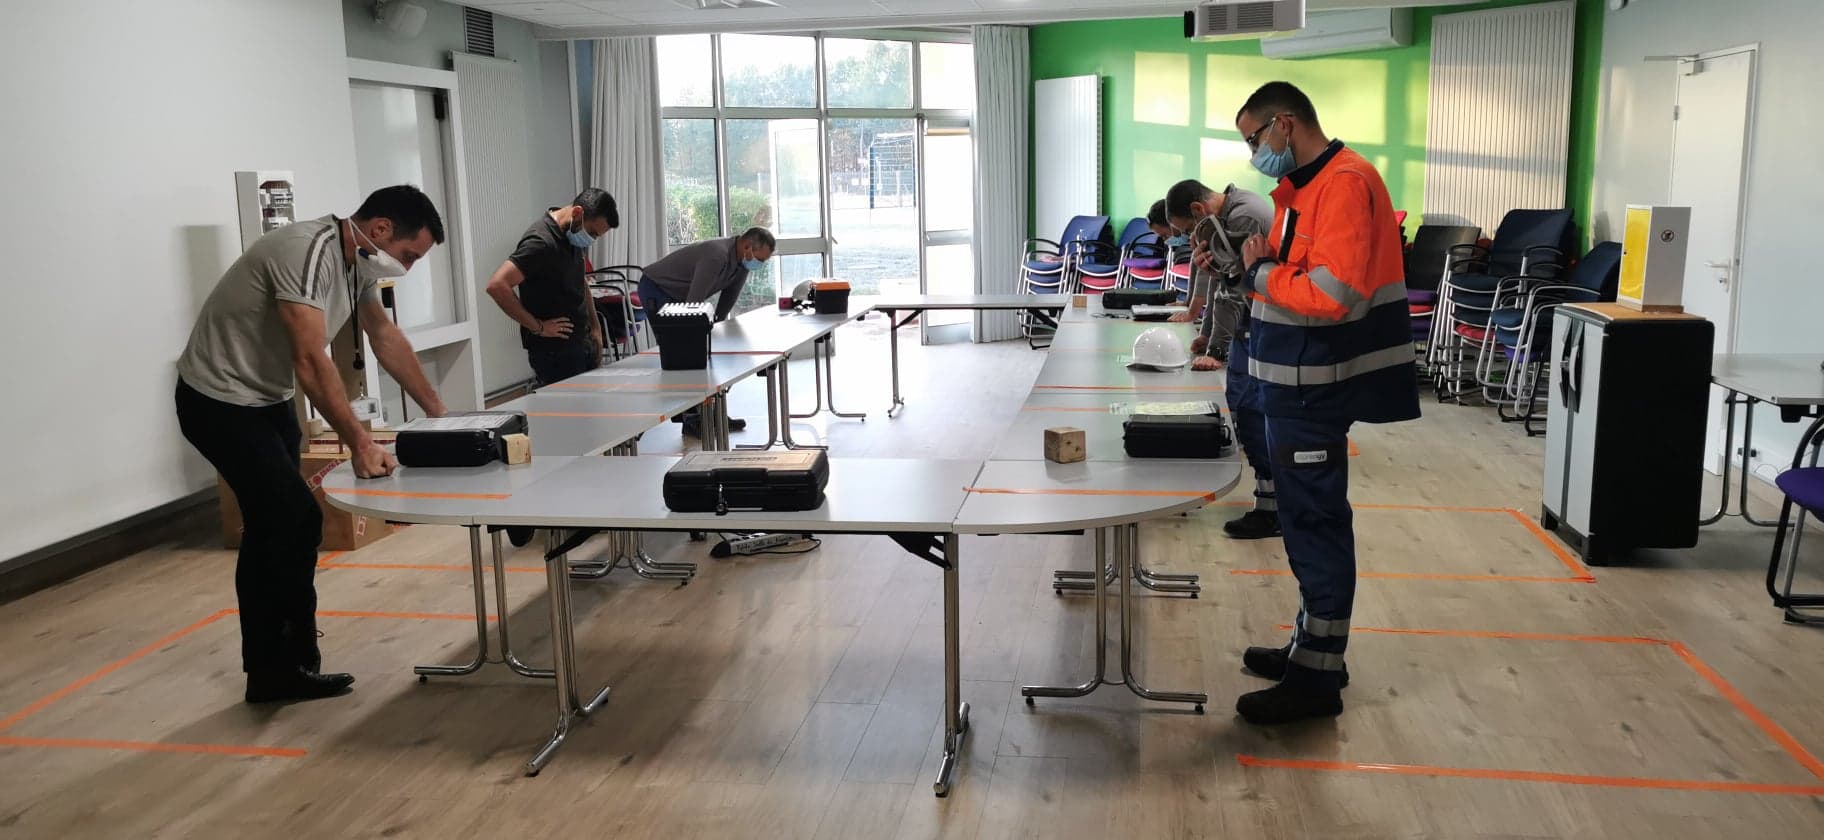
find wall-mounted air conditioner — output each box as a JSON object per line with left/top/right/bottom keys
{"left": 1185, "top": 0, "right": 1305, "bottom": 40}
{"left": 1259, "top": 8, "right": 1411, "bottom": 59}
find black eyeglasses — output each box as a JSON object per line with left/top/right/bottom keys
{"left": 1243, "top": 113, "right": 1287, "bottom": 151}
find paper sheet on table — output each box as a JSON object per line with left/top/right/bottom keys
{"left": 1110, "top": 401, "right": 1220, "bottom": 416}
{"left": 395, "top": 415, "right": 511, "bottom": 432}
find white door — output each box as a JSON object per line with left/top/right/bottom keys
{"left": 1667, "top": 48, "right": 1755, "bottom": 472}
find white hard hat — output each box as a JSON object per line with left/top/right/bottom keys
{"left": 1130, "top": 327, "right": 1189, "bottom": 371}
{"left": 791, "top": 279, "right": 814, "bottom": 303}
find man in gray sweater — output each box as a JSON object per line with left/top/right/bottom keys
{"left": 640, "top": 227, "right": 776, "bottom": 437}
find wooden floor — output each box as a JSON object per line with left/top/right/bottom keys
{"left": 4, "top": 324, "right": 1824, "bottom": 839}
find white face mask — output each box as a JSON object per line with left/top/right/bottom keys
{"left": 352, "top": 222, "right": 408, "bottom": 281}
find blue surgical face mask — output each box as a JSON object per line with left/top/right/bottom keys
{"left": 740, "top": 258, "right": 764, "bottom": 271}
{"left": 567, "top": 226, "right": 595, "bottom": 250}
{"left": 1166, "top": 235, "right": 1190, "bottom": 247}
{"left": 1250, "top": 120, "right": 1297, "bottom": 180}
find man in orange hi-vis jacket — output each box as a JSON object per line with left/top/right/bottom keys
{"left": 1228, "top": 81, "right": 1421, "bottom": 725}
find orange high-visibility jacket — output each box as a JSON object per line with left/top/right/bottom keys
{"left": 1245, "top": 142, "right": 1421, "bottom": 423}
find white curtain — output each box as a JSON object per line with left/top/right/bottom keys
{"left": 588, "top": 37, "right": 666, "bottom": 271}
{"left": 970, "top": 25, "right": 1031, "bottom": 343}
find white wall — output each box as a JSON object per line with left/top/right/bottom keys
{"left": 0, "top": 0, "right": 360, "bottom": 563}
{"left": 344, "top": 0, "right": 580, "bottom": 394}
{"left": 1592, "top": 0, "right": 1824, "bottom": 479}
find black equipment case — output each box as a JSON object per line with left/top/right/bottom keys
{"left": 651, "top": 302, "right": 714, "bottom": 370}
{"left": 1122, "top": 413, "right": 1234, "bottom": 459}
{"left": 663, "top": 450, "right": 831, "bottom": 513}
{"left": 394, "top": 411, "right": 528, "bottom": 467}
{"left": 1101, "top": 289, "right": 1180, "bottom": 310}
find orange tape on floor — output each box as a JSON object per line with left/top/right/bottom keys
{"left": 1232, "top": 569, "right": 1594, "bottom": 585}
{"left": 1505, "top": 509, "right": 1596, "bottom": 580}
{"left": 965, "top": 486, "right": 1216, "bottom": 500}
{"left": 0, "top": 736, "right": 306, "bottom": 759}
{"left": 0, "top": 609, "right": 235, "bottom": 732}
{"left": 318, "top": 560, "right": 542, "bottom": 575}
{"left": 1242, "top": 625, "right": 1824, "bottom": 793}
{"left": 1235, "top": 755, "right": 1824, "bottom": 797}
{"left": 320, "top": 487, "right": 510, "bottom": 501}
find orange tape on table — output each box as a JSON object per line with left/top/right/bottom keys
{"left": 965, "top": 486, "right": 1217, "bottom": 500}
{"left": 320, "top": 487, "right": 511, "bottom": 501}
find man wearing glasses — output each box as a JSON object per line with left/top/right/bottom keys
{"left": 1226, "top": 81, "right": 1420, "bottom": 725}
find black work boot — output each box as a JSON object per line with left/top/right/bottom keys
{"left": 1242, "top": 643, "right": 1348, "bottom": 687}
{"left": 1236, "top": 664, "right": 1344, "bottom": 726}
{"left": 1223, "top": 509, "right": 1282, "bottom": 540}
{"left": 245, "top": 667, "right": 355, "bottom": 704}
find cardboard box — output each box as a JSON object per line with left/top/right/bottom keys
{"left": 1044, "top": 427, "right": 1087, "bottom": 464}
{"left": 219, "top": 451, "right": 389, "bottom": 552}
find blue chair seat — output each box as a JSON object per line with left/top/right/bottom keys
{"left": 1025, "top": 259, "right": 1065, "bottom": 273}
{"left": 1449, "top": 272, "right": 1503, "bottom": 294}
{"left": 1453, "top": 308, "right": 1494, "bottom": 328}
{"left": 1078, "top": 261, "right": 1120, "bottom": 275}
{"left": 1776, "top": 468, "right": 1824, "bottom": 515}
{"left": 1123, "top": 256, "right": 1165, "bottom": 270}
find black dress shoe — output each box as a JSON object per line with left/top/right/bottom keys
{"left": 1223, "top": 509, "right": 1282, "bottom": 540}
{"left": 681, "top": 417, "right": 702, "bottom": 438}
{"left": 507, "top": 526, "right": 536, "bottom": 548}
{"left": 728, "top": 417, "right": 748, "bottom": 432}
{"left": 245, "top": 667, "right": 355, "bottom": 704}
{"left": 1235, "top": 680, "right": 1344, "bottom": 725}
{"left": 1242, "top": 644, "right": 1349, "bottom": 687}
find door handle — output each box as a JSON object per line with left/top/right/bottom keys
{"left": 1706, "top": 259, "right": 1731, "bottom": 284}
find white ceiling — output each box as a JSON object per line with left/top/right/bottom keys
{"left": 460, "top": 0, "right": 1478, "bottom": 39}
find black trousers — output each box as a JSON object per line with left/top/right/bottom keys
{"left": 175, "top": 380, "right": 321, "bottom": 673}
{"left": 529, "top": 344, "right": 598, "bottom": 386}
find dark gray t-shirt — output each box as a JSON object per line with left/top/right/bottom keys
{"left": 177, "top": 215, "right": 379, "bottom": 406}
{"left": 642, "top": 238, "right": 752, "bottom": 321}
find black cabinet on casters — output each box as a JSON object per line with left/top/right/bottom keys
{"left": 1540, "top": 303, "right": 1712, "bottom": 565}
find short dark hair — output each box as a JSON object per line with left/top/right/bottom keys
{"left": 1235, "top": 81, "right": 1320, "bottom": 130}
{"left": 739, "top": 227, "right": 776, "bottom": 250}
{"left": 354, "top": 185, "right": 445, "bottom": 244}
{"left": 573, "top": 187, "right": 619, "bottom": 228}
{"left": 1164, "top": 180, "right": 1216, "bottom": 220}
{"left": 1147, "top": 199, "right": 1168, "bottom": 227}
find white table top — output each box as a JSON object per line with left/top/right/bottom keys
{"left": 475, "top": 456, "right": 984, "bottom": 534}
{"left": 865, "top": 294, "right": 1073, "bottom": 311}
{"left": 321, "top": 456, "right": 579, "bottom": 526}
{"left": 953, "top": 459, "right": 1239, "bottom": 535}
{"left": 1711, "top": 354, "right": 1824, "bottom": 405}
{"left": 993, "top": 397, "right": 1230, "bottom": 462}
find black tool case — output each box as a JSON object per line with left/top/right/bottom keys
{"left": 663, "top": 450, "right": 831, "bottom": 513}
{"left": 394, "top": 411, "right": 528, "bottom": 467}
{"left": 1122, "top": 413, "right": 1234, "bottom": 459}
{"left": 651, "top": 302, "right": 715, "bottom": 370}
{"left": 1101, "top": 289, "right": 1180, "bottom": 310}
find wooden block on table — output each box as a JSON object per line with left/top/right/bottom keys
{"left": 504, "top": 433, "right": 533, "bottom": 465}
{"left": 1043, "top": 427, "right": 1086, "bottom": 464}
{"left": 1072, "top": 294, "right": 1088, "bottom": 308}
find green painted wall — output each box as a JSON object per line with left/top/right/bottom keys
{"left": 1028, "top": 0, "right": 1603, "bottom": 243}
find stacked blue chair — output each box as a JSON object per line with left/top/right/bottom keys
{"left": 1430, "top": 208, "right": 1576, "bottom": 402}
{"left": 1020, "top": 215, "right": 1109, "bottom": 346}
{"left": 1485, "top": 241, "right": 1622, "bottom": 434}
{"left": 1078, "top": 217, "right": 1149, "bottom": 294}
{"left": 1404, "top": 224, "right": 1482, "bottom": 367}
{"left": 1122, "top": 231, "right": 1170, "bottom": 290}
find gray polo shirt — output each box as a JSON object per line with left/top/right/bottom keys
{"left": 177, "top": 215, "right": 379, "bottom": 406}
{"left": 642, "top": 237, "right": 752, "bottom": 321}
{"left": 1197, "top": 185, "right": 1275, "bottom": 347}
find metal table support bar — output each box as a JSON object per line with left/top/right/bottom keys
{"left": 1022, "top": 526, "right": 1207, "bottom": 711}
{"left": 934, "top": 533, "right": 971, "bottom": 798}
{"left": 1701, "top": 391, "right": 1779, "bottom": 527}
{"left": 413, "top": 526, "right": 555, "bottom": 681}
{"left": 1052, "top": 526, "right": 1199, "bottom": 596}
{"left": 790, "top": 334, "right": 867, "bottom": 422}
{"left": 569, "top": 441, "right": 695, "bottom": 582}
{"left": 528, "top": 529, "right": 614, "bottom": 776}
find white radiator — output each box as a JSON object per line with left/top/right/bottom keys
{"left": 1033, "top": 75, "right": 1101, "bottom": 241}
{"left": 1423, "top": 1, "right": 1575, "bottom": 233}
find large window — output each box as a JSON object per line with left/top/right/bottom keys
{"left": 656, "top": 32, "right": 974, "bottom": 316}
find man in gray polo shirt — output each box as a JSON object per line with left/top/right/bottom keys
{"left": 640, "top": 227, "right": 776, "bottom": 438}
{"left": 175, "top": 185, "right": 449, "bottom": 704}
